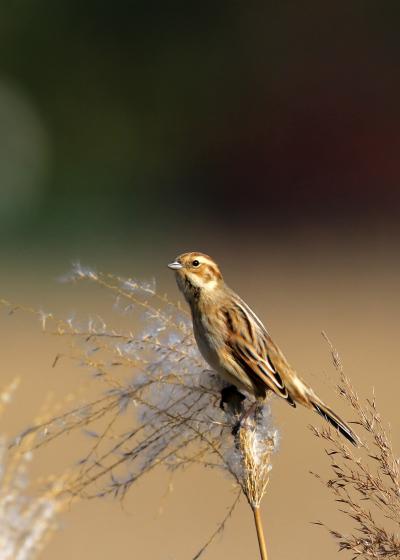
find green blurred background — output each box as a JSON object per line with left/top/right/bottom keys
{"left": 1, "top": 1, "right": 400, "bottom": 258}
{"left": 1, "top": 3, "right": 400, "bottom": 559}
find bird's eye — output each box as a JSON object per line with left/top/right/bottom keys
{"left": 192, "top": 259, "right": 200, "bottom": 267}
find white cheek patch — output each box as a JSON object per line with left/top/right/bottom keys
{"left": 189, "top": 273, "right": 204, "bottom": 288}
{"left": 189, "top": 274, "right": 217, "bottom": 291}
{"left": 205, "top": 279, "right": 218, "bottom": 290}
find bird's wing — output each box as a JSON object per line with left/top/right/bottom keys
{"left": 227, "top": 331, "right": 296, "bottom": 406}
{"left": 221, "top": 295, "right": 296, "bottom": 405}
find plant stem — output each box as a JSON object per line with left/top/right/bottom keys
{"left": 252, "top": 506, "right": 268, "bottom": 560}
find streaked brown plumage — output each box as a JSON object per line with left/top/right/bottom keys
{"left": 168, "top": 252, "right": 359, "bottom": 446}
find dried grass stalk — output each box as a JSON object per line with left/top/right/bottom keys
{"left": 311, "top": 333, "right": 400, "bottom": 559}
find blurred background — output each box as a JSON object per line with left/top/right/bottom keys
{"left": 1, "top": 2, "right": 399, "bottom": 559}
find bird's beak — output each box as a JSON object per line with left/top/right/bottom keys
{"left": 168, "top": 261, "right": 183, "bottom": 270}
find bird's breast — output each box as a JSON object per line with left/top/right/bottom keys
{"left": 191, "top": 306, "right": 226, "bottom": 371}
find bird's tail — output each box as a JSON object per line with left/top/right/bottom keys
{"left": 311, "top": 398, "right": 359, "bottom": 446}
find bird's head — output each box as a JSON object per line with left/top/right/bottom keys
{"left": 168, "top": 252, "right": 223, "bottom": 302}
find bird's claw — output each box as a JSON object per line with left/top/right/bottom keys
{"left": 219, "top": 385, "right": 246, "bottom": 414}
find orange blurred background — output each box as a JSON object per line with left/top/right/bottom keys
{"left": 2, "top": 237, "right": 399, "bottom": 559}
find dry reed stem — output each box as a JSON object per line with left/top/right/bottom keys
{"left": 252, "top": 506, "right": 268, "bottom": 560}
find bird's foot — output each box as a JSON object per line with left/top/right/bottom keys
{"left": 231, "top": 401, "right": 258, "bottom": 436}
{"left": 219, "top": 385, "right": 246, "bottom": 415}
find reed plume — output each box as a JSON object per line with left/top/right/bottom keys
{"left": 0, "top": 379, "right": 66, "bottom": 560}
{"left": 2, "top": 264, "right": 278, "bottom": 558}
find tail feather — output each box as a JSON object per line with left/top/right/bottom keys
{"left": 311, "top": 400, "right": 359, "bottom": 446}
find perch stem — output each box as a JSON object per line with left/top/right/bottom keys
{"left": 252, "top": 506, "right": 268, "bottom": 560}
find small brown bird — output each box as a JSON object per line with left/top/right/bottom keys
{"left": 168, "top": 251, "right": 358, "bottom": 446}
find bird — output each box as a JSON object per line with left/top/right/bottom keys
{"left": 168, "top": 251, "right": 359, "bottom": 446}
